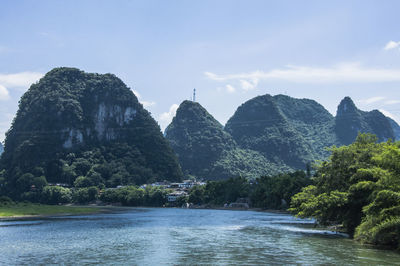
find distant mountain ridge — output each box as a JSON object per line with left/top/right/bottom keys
{"left": 165, "top": 100, "right": 288, "bottom": 180}
{"left": 166, "top": 94, "right": 399, "bottom": 180}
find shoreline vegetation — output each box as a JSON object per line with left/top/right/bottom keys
{"left": 0, "top": 202, "right": 102, "bottom": 219}
{"left": 0, "top": 201, "right": 290, "bottom": 219}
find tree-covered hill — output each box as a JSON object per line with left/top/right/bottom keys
{"left": 0, "top": 143, "right": 3, "bottom": 155}
{"left": 335, "top": 97, "right": 395, "bottom": 144}
{"left": 165, "top": 100, "right": 288, "bottom": 180}
{"left": 273, "top": 95, "right": 340, "bottom": 159}
{"left": 0, "top": 67, "right": 182, "bottom": 199}
{"left": 225, "top": 94, "right": 323, "bottom": 169}
{"left": 166, "top": 94, "right": 400, "bottom": 180}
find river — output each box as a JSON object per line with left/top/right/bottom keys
{"left": 1, "top": 208, "right": 399, "bottom": 265}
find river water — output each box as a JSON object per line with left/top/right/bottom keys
{"left": 1, "top": 208, "right": 399, "bottom": 265}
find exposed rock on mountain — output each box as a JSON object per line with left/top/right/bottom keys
{"left": 1, "top": 67, "right": 182, "bottom": 197}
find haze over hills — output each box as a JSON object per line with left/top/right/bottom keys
{"left": 166, "top": 94, "right": 399, "bottom": 179}
{"left": 0, "top": 67, "right": 182, "bottom": 198}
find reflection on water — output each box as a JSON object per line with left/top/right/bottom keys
{"left": 0, "top": 208, "right": 399, "bottom": 265}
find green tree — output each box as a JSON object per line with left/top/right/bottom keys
{"left": 41, "top": 186, "right": 72, "bottom": 204}
{"left": 74, "top": 176, "right": 92, "bottom": 188}
{"left": 290, "top": 133, "right": 400, "bottom": 249}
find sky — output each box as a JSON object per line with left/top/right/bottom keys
{"left": 1, "top": 0, "right": 400, "bottom": 141}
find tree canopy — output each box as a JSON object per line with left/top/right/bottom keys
{"left": 290, "top": 133, "right": 400, "bottom": 249}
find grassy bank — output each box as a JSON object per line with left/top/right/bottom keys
{"left": 0, "top": 203, "right": 100, "bottom": 218}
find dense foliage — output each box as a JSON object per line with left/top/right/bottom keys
{"left": 226, "top": 95, "right": 325, "bottom": 170}
{"left": 186, "top": 171, "right": 310, "bottom": 209}
{"left": 0, "top": 68, "right": 182, "bottom": 200}
{"left": 290, "top": 134, "right": 400, "bottom": 249}
{"left": 100, "top": 186, "right": 170, "bottom": 207}
{"left": 165, "top": 100, "right": 287, "bottom": 180}
{"left": 251, "top": 171, "right": 311, "bottom": 209}
{"left": 167, "top": 95, "right": 398, "bottom": 180}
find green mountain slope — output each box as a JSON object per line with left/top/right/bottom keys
{"left": 165, "top": 100, "right": 287, "bottom": 180}
{"left": 335, "top": 97, "right": 395, "bottom": 144}
{"left": 167, "top": 94, "right": 398, "bottom": 180}
{"left": 1, "top": 67, "right": 182, "bottom": 198}
{"left": 273, "top": 95, "right": 339, "bottom": 160}
{"left": 225, "top": 94, "right": 316, "bottom": 169}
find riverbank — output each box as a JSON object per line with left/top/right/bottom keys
{"left": 0, "top": 202, "right": 103, "bottom": 219}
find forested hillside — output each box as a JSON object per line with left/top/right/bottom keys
{"left": 0, "top": 68, "right": 182, "bottom": 199}
{"left": 167, "top": 94, "right": 399, "bottom": 180}
{"left": 165, "top": 100, "right": 288, "bottom": 180}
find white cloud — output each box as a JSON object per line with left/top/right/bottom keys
{"left": 0, "top": 71, "right": 43, "bottom": 102}
{"left": 216, "top": 84, "right": 237, "bottom": 93}
{"left": 205, "top": 63, "right": 400, "bottom": 85}
{"left": 131, "top": 89, "right": 156, "bottom": 108}
{"left": 0, "top": 113, "right": 14, "bottom": 142}
{"left": 131, "top": 89, "right": 141, "bottom": 98}
{"left": 141, "top": 101, "right": 156, "bottom": 108}
{"left": 240, "top": 79, "right": 258, "bottom": 91}
{"left": 159, "top": 104, "right": 179, "bottom": 130}
{"left": 358, "top": 96, "right": 386, "bottom": 105}
{"left": 0, "top": 72, "right": 43, "bottom": 88}
{"left": 226, "top": 84, "right": 236, "bottom": 93}
{"left": 379, "top": 109, "right": 399, "bottom": 123}
{"left": 384, "top": 41, "right": 400, "bottom": 51}
{"left": 0, "top": 85, "right": 10, "bottom": 100}
{"left": 385, "top": 100, "right": 400, "bottom": 105}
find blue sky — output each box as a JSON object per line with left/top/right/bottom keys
{"left": 1, "top": 0, "right": 400, "bottom": 141}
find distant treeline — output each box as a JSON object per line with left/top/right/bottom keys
{"left": 0, "top": 170, "right": 311, "bottom": 210}
{"left": 188, "top": 171, "right": 310, "bottom": 209}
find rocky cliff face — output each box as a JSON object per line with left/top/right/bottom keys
{"left": 1, "top": 67, "right": 182, "bottom": 192}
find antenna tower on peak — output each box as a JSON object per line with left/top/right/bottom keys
{"left": 193, "top": 88, "right": 196, "bottom": 102}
